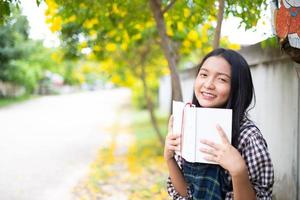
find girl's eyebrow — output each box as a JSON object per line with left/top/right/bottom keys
{"left": 218, "top": 72, "right": 231, "bottom": 79}
{"left": 200, "top": 68, "right": 231, "bottom": 78}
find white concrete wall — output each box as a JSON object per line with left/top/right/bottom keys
{"left": 249, "top": 61, "right": 299, "bottom": 200}
{"left": 159, "top": 44, "right": 300, "bottom": 199}
{"left": 239, "top": 44, "right": 300, "bottom": 199}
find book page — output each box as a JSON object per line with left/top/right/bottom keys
{"left": 172, "top": 101, "right": 185, "bottom": 155}
{"left": 195, "top": 108, "right": 232, "bottom": 164}
{"left": 181, "top": 107, "right": 196, "bottom": 162}
{"left": 172, "top": 101, "right": 232, "bottom": 164}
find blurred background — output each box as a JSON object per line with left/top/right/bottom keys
{"left": 0, "top": 0, "right": 299, "bottom": 199}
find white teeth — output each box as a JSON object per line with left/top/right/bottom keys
{"left": 202, "top": 92, "right": 215, "bottom": 97}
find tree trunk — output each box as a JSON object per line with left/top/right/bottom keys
{"left": 140, "top": 62, "right": 165, "bottom": 146}
{"left": 149, "top": 0, "right": 183, "bottom": 104}
{"left": 213, "top": 0, "right": 225, "bottom": 49}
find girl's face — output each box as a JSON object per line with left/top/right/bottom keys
{"left": 194, "top": 56, "right": 231, "bottom": 108}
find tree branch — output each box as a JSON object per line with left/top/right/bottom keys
{"left": 162, "top": 0, "right": 176, "bottom": 14}
{"left": 213, "top": 0, "right": 225, "bottom": 49}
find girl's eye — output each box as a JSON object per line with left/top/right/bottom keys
{"left": 199, "top": 73, "right": 207, "bottom": 78}
{"left": 218, "top": 77, "right": 227, "bottom": 82}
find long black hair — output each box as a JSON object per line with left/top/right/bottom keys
{"left": 192, "top": 48, "right": 255, "bottom": 148}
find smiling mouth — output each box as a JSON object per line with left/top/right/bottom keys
{"left": 201, "top": 92, "right": 216, "bottom": 99}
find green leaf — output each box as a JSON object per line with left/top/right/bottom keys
{"left": 0, "top": 1, "right": 10, "bottom": 24}
{"left": 36, "top": 0, "right": 41, "bottom": 6}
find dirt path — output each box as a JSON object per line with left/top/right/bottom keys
{"left": 0, "top": 88, "right": 131, "bottom": 200}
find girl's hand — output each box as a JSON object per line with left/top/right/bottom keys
{"left": 164, "top": 115, "right": 181, "bottom": 161}
{"left": 200, "top": 124, "right": 247, "bottom": 177}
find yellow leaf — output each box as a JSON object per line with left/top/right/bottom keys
{"left": 50, "top": 52, "right": 61, "bottom": 63}
{"left": 118, "top": 23, "right": 124, "bottom": 29}
{"left": 81, "top": 64, "right": 92, "bottom": 73}
{"left": 45, "top": 0, "right": 58, "bottom": 11}
{"left": 203, "top": 23, "right": 211, "bottom": 30}
{"left": 196, "top": 40, "right": 202, "bottom": 48}
{"left": 119, "top": 10, "right": 127, "bottom": 17}
{"left": 184, "top": 8, "right": 190, "bottom": 18}
{"left": 50, "top": 16, "right": 62, "bottom": 32}
{"left": 65, "top": 15, "right": 76, "bottom": 23}
{"left": 105, "top": 43, "right": 117, "bottom": 52}
{"left": 80, "top": 3, "right": 86, "bottom": 8}
{"left": 150, "top": 184, "right": 159, "bottom": 193}
{"left": 88, "top": 30, "right": 97, "bottom": 39}
{"left": 183, "top": 40, "right": 191, "bottom": 48}
{"left": 134, "top": 24, "right": 144, "bottom": 31}
{"left": 177, "top": 22, "right": 184, "bottom": 32}
{"left": 161, "top": 59, "right": 168, "bottom": 66}
{"left": 79, "top": 41, "right": 88, "bottom": 49}
{"left": 73, "top": 71, "right": 85, "bottom": 84}
{"left": 132, "top": 33, "right": 142, "bottom": 41}
{"left": 208, "top": 15, "right": 217, "bottom": 22}
{"left": 123, "top": 31, "right": 129, "bottom": 43}
{"left": 93, "top": 45, "right": 101, "bottom": 52}
{"left": 108, "top": 30, "right": 117, "bottom": 37}
{"left": 227, "top": 43, "right": 240, "bottom": 50}
{"left": 145, "top": 21, "right": 154, "bottom": 28}
{"left": 112, "top": 3, "right": 119, "bottom": 14}
{"left": 187, "top": 30, "right": 198, "bottom": 42}
{"left": 204, "top": 46, "right": 213, "bottom": 53}
{"left": 166, "top": 28, "right": 174, "bottom": 37}
{"left": 86, "top": 53, "right": 96, "bottom": 60}
{"left": 83, "top": 18, "right": 98, "bottom": 29}
{"left": 166, "top": 21, "right": 172, "bottom": 29}
{"left": 121, "top": 43, "right": 128, "bottom": 51}
{"left": 191, "top": 16, "right": 196, "bottom": 23}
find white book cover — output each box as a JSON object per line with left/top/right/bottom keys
{"left": 172, "top": 101, "right": 232, "bottom": 164}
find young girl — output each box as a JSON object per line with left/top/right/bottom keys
{"left": 164, "top": 48, "right": 274, "bottom": 200}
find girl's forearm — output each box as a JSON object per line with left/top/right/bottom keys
{"left": 231, "top": 167, "right": 256, "bottom": 200}
{"left": 167, "top": 158, "right": 189, "bottom": 197}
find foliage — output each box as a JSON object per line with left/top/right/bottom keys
{"left": 0, "top": 6, "right": 92, "bottom": 94}
{"left": 225, "top": 0, "right": 267, "bottom": 29}
{"left": 261, "top": 36, "right": 280, "bottom": 49}
{"left": 0, "top": 94, "right": 32, "bottom": 107}
{"left": 131, "top": 81, "right": 158, "bottom": 109}
{"left": 44, "top": 3, "right": 240, "bottom": 77}
{"left": 0, "top": 8, "right": 29, "bottom": 80}
{"left": 0, "top": 8, "right": 39, "bottom": 92}
{"left": 1, "top": 35, "right": 63, "bottom": 93}
{"left": 1, "top": 0, "right": 266, "bottom": 99}
{"left": 0, "top": 0, "right": 42, "bottom": 24}
{"left": 44, "top": 0, "right": 243, "bottom": 59}
{"left": 43, "top": 0, "right": 270, "bottom": 108}
{"left": 44, "top": 0, "right": 266, "bottom": 56}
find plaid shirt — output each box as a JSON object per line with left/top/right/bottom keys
{"left": 167, "top": 117, "right": 274, "bottom": 200}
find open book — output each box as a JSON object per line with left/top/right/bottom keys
{"left": 172, "top": 101, "right": 232, "bottom": 164}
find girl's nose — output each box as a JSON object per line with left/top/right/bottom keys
{"left": 204, "top": 78, "right": 215, "bottom": 89}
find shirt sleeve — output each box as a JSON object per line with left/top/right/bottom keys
{"left": 241, "top": 128, "right": 274, "bottom": 200}
{"left": 166, "top": 154, "right": 193, "bottom": 200}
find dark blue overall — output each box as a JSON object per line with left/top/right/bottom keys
{"left": 182, "top": 160, "right": 232, "bottom": 200}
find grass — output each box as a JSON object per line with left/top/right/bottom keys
{"left": 127, "top": 109, "right": 170, "bottom": 200}
{"left": 131, "top": 108, "right": 169, "bottom": 142}
{"left": 72, "top": 108, "right": 171, "bottom": 200}
{"left": 0, "top": 95, "right": 33, "bottom": 108}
